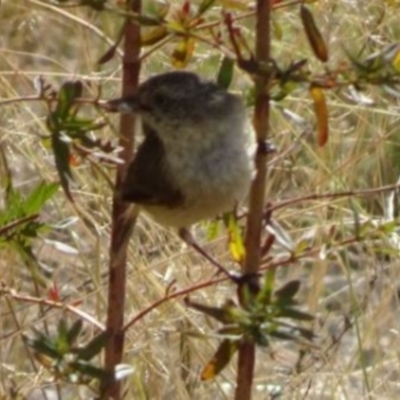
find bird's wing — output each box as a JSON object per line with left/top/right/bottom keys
{"left": 120, "top": 124, "right": 184, "bottom": 208}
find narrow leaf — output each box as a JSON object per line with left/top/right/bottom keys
{"left": 197, "top": 0, "right": 216, "bottom": 15}
{"left": 67, "top": 320, "right": 83, "bottom": 345}
{"left": 388, "top": 44, "right": 400, "bottom": 72}
{"left": 98, "top": 45, "right": 117, "bottom": 65}
{"left": 80, "top": 0, "right": 106, "bottom": 11}
{"left": 76, "top": 331, "right": 108, "bottom": 360}
{"left": 237, "top": 274, "right": 260, "bottom": 309}
{"left": 141, "top": 26, "right": 168, "bottom": 47}
{"left": 131, "top": 13, "right": 162, "bottom": 26}
{"left": 56, "top": 81, "right": 83, "bottom": 119}
{"left": 227, "top": 213, "right": 245, "bottom": 263}
{"left": 24, "top": 182, "right": 59, "bottom": 214}
{"left": 274, "top": 280, "right": 300, "bottom": 301}
{"left": 300, "top": 5, "right": 328, "bottom": 62}
{"left": 219, "top": 0, "right": 249, "bottom": 10}
{"left": 278, "top": 307, "right": 314, "bottom": 321}
{"left": 217, "top": 57, "right": 234, "bottom": 89}
{"left": 171, "top": 37, "right": 195, "bottom": 69}
{"left": 269, "top": 330, "right": 299, "bottom": 341}
{"left": 50, "top": 125, "right": 74, "bottom": 202}
{"left": 201, "top": 339, "right": 239, "bottom": 380}
{"left": 70, "top": 359, "right": 109, "bottom": 380}
{"left": 206, "top": 219, "right": 221, "bottom": 240}
{"left": 310, "top": 85, "right": 329, "bottom": 147}
{"left": 185, "top": 297, "right": 235, "bottom": 324}
{"left": 25, "top": 333, "right": 60, "bottom": 360}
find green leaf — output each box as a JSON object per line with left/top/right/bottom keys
{"left": 50, "top": 124, "right": 74, "bottom": 202}
{"left": 56, "top": 81, "right": 83, "bottom": 119}
{"left": 270, "top": 323, "right": 315, "bottom": 342}
{"left": 274, "top": 280, "right": 301, "bottom": 301}
{"left": 197, "top": 0, "right": 216, "bottom": 16}
{"left": 206, "top": 219, "right": 221, "bottom": 240}
{"left": 278, "top": 307, "right": 314, "bottom": 321}
{"left": 217, "top": 57, "right": 234, "bottom": 89}
{"left": 59, "top": 118, "right": 101, "bottom": 133}
{"left": 237, "top": 274, "right": 260, "bottom": 309}
{"left": 76, "top": 331, "right": 108, "bottom": 361}
{"left": 201, "top": 339, "right": 239, "bottom": 380}
{"left": 67, "top": 320, "right": 83, "bottom": 346}
{"left": 58, "top": 319, "right": 69, "bottom": 339}
{"left": 56, "top": 321, "right": 71, "bottom": 355}
{"left": 250, "top": 328, "right": 269, "bottom": 346}
{"left": 185, "top": 297, "right": 237, "bottom": 324}
{"left": 70, "top": 360, "right": 109, "bottom": 380}
{"left": 25, "top": 332, "right": 60, "bottom": 360}
{"left": 80, "top": 0, "right": 106, "bottom": 11}
{"left": 268, "top": 330, "right": 298, "bottom": 341}
{"left": 24, "top": 182, "right": 59, "bottom": 214}
{"left": 134, "top": 14, "right": 164, "bottom": 26}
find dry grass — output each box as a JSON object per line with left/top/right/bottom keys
{"left": 2, "top": 0, "right": 400, "bottom": 399}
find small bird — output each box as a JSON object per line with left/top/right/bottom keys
{"left": 106, "top": 71, "right": 254, "bottom": 269}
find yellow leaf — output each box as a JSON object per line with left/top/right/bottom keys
{"left": 310, "top": 85, "right": 329, "bottom": 147}
{"left": 166, "top": 20, "right": 187, "bottom": 34}
{"left": 219, "top": 0, "right": 249, "bottom": 11}
{"left": 141, "top": 26, "right": 168, "bottom": 46}
{"left": 201, "top": 339, "right": 239, "bottom": 380}
{"left": 391, "top": 46, "right": 400, "bottom": 72}
{"left": 171, "top": 37, "right": 195, "bottom": 69}
{"left": 227, "top": 214, "right": 245, "bottom": 262}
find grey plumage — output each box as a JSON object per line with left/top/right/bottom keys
{"left": 107, "top": 71, "right": 255, "bottom": 228}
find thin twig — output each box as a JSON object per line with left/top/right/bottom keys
{"left": 123, "top": 276, "right": 226, "bottom": 331}
{"left": 0, "top": 285, "right": 104, "bottom": 330}
{"left": 269, "top": 182, "right": 400, "bottom": 213}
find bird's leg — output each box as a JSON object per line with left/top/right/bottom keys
{"left": 178, "top": 228, "right": 236, "bottom": 279}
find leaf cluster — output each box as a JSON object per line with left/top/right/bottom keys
{"left": 186, "top": 278, "right": 314, "bottom": 380}
{"left": 0, "top": 175, "right": 59, "bottom": 286}
{"left": 24, "top": 319, "right": 110, "bottom": 385}
{"left": 43, "top": 81, "right": 114, "bottom": 201}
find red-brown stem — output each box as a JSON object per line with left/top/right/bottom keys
{"left": 100, "top": 2, "right": 141, "bottom": 398}
{"left": 236, "top": 0, "right": 271, "bottom": 399}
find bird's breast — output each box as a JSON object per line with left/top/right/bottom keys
{"left": 142, "top": 125, "right": 254, "bottom": 227}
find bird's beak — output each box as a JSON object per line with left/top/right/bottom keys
{"left": 102, "top": 96, "right": 139, "bottom": 113}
